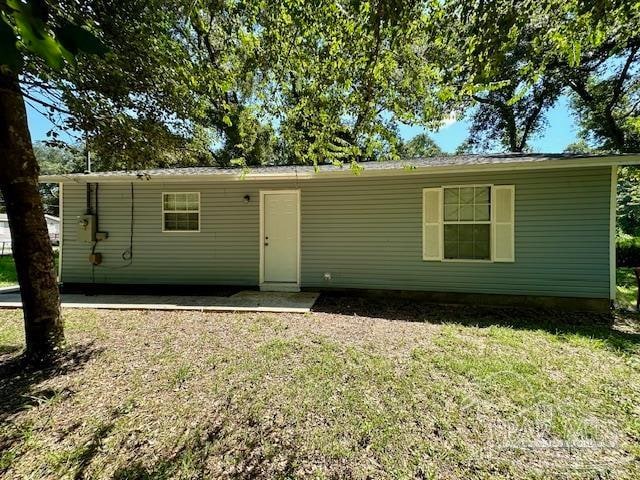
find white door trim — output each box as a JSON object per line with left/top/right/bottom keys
{"left": 259, "top": 189, "right": 301, "bottom": 291}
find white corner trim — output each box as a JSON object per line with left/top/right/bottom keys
{"left": 609, "top": 166, "right": 618, "bottom": 301}
{"left": 58, "top": 182, "right": 64, "bottom": 282}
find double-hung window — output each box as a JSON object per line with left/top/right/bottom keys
{"left": 162, "top": 192, "right": 200, "bottom": 232}
{"left": 423, "top": 184, "right": 515, "bottom": 262}
{"left": 443, "top": 186, "right": 491, "bottom": 260}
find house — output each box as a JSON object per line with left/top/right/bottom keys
{"left": 45, "top": 214, "right": 61, "bottom": 245}
{"left": 0, "top": 213, "right": 60, "bottom": 248}
{"left": 40, "top": 153, "right": 640, "bottom": 311}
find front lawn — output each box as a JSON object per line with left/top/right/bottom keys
{"left": 0, "top": 252, "right": 59, "bottom": 287}
{"left": 1, "top": 300, "right": 639, "bottom": 479}
{"left": 0, "top": 256, "right": 18, "bottom": 287}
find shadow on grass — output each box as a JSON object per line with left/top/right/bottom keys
{"left": 112, "top": 422, "right": 223, "bottom": 480}
{"left": 0, "top": 342, "right": 103, "bottom": 422}
{"left": 0, "top": 345, "right": 21, "bottom": 356}
{"left": 112, "top": 414, "right": 298, "bottom": 480}
{"left": 0, "top": 343, "right": 104, "bottom": 476}
{"left": 63, "top": 410, "right": 119, "bottom": 480}
{"left": 313, "top": 293, "right": 640, "bottom": 354}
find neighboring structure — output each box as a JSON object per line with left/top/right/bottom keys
{"left": 45, "top": 215, "right": 61, "bottom": 245}
{"left": 41, "top": 154, "right": 640, "bottom": 311}
{"left": 0, "top": 213, "right": 60, "bottom": 249}
{"left": 0, "top": 214, "right": 9, "bottom": 254}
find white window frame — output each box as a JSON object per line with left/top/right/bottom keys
{"left": 441, "top": 184, "right": 493, "bottom": 263}
{"left": 161, "top": 192, "right": 201, "bottom": 233}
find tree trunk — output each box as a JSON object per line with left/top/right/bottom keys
{"left": 603, "top": 109, "right": 627, "bottom": 152}
{"left": 504, "top": 111, "right": 520, "bottom": 152}
{"left": 0, "top": 70, "right": 63, "bottom": 362}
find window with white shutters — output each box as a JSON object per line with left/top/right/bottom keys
{"left": 422, "top": 184, "right": 515, "bottom": 262}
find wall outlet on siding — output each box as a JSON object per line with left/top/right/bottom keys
{"left": 323, "top": 272, "right": 332, "bottom": 281}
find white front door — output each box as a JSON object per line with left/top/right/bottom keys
{"left": 261, "top": 191, "right": 299, "bottom": 289}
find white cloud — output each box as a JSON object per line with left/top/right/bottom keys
{"left": 440, "top": 112, "right": 458, "bottom": 128}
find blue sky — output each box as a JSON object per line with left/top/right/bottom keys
{"left": 400, "top": 96, "right": 580, "bottom": 153}
{"left": 26, "top": 95, "right": 580, "bottom": 154}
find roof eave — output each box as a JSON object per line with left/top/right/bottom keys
{"left": 39, "top": 155, "right": 640, "bottom": 183}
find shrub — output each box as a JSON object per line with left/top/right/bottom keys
{"left": 617, "top": 236, "right": 640, "bottom": 267}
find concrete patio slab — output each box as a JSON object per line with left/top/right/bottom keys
{"left": 0, "top": 290, "right": 319, "bottom": 313}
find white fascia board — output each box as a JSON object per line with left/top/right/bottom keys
{"left": 39, "top": 155, "right": 640, "bottom": 183}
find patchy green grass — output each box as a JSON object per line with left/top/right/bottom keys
{"left": 0, "top": 252, "right": 59, "bottom": 287}
{"left": 1, "top": 303, "right": 639, "bottom": 479}
{"left": 617, "top": 268, "right": 638, "bottom": 310}
{"left": 0, "top": 256, "right": 18, "bottom": 287}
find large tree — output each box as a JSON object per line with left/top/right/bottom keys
{"left": 465, "top": 73, "right": 562, "bottom": 152}
{"left": 1, "top": 0, "right": 107, "bottom": 361}
{"left": 0, "top": 73, "right": 62, "bottom": 359}
{"left": 441, "top": 0, "right": 640, "bottom": 154}
{"left": 234, "top": 0, "right": 449, "bottom": 166}
{"left": 437, "top": 3, "right": 563, "bottom": 152}
{"left": 46, "top": 1, "right": 455, "bottom": 170}
{"left": 26, "top": 0, "right": 221, "bottom": 171}
{"left": 32, "top": 1, "right": 451, "bottom": 169}
{"left": 566, "top": 43, "right": 640, "bottom": 152}
{"left": 399, "top": 133, "right": 443, "bottom": 158}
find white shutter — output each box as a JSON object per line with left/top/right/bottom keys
{"left": 492, "top": 185, "right": 515, "bottom": 262}
{"left": 423, "top": 188, "right": 443, "bottom": 261}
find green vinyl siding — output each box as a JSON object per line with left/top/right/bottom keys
{"left": 60, "top": 166, "right": 613, "bottom": 298}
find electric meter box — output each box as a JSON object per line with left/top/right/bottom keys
{"left": 77, "top": 214, "right": 96, "bottom": 243}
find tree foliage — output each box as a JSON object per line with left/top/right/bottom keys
{"left": 8, "top": 1, "right": 640, "bottom": 165}
{"left": 252, "top": 0, "right": 447, "bottom": 165}
{"left": 568, "top": 44, "right": 640, "bottom": 152}
{"left": 618, "top": 166, "right": 640, "bottom": 237}
{"left": 33, "top": 142, "right": 84, "bottom": 215}
{"left": 399, "top": 133, "right": 443, "bottom": 158}
{"left": 465, "top": 75, "right": 562, "bottom": 152}
{"left": 20, "top": 1, "right": 453, "bottom": 170}
{"left": 441, "top": 0, "right": 640, "bottom": 153}
{"left": 436, "top": 3, "right": 562, "bottom": 152}
{"left": 36, "top": 0, "right": 218, "bottom": 169}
